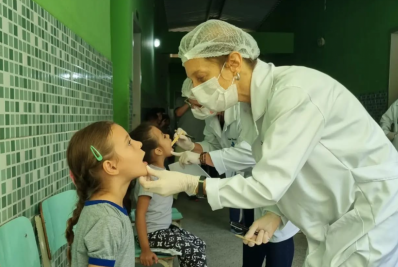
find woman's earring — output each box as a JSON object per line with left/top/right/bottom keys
{"left": 235, "top": 73, "right": 240, "bottom": 81}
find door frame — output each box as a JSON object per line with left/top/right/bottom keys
{"left": 131, "top": 11, "right": 142, "bottom": 130}
{"left": 388, "top": 27, "right": 398, "bottom": 106}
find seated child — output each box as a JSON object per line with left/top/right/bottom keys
{"left": 130, "top": 123, "right": 207, "bottom": 267}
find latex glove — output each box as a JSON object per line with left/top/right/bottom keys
{"left": 174, "top": 128, "right": 195, "bottom": 151}
{"left": 172, "top": 151, "right": 200, "bottom": 167}
{"left": 140, "top": 249, "right": 158, "bottom": 267}
{"left": 387, "top": 132, "right": 396, "bottom": 141}
{"left": 243, "top": 212, "right": 281, "bottom": 247}
{"left": 139, "top": 165, "right": 199, "bottom": 196}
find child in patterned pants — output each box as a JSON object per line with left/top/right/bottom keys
{"left": 130, "top": 123, "right": 207, "bottom": 267}
{"left": 147, "top": 225, "right": 206, "bottom": 266}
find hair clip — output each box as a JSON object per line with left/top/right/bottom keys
{"left": 90, "top": 145, "right": 103, "bottom": 161}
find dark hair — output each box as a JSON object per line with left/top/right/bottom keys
{"left": 144, "top": 111, "right": 159, "bottom": 122}
{"left": 145, "top": 108, "right": 166, "bottom": 122}
{"left": 65, "top": 121, "right": 116, "bottom": 263}
{"left": 161, "top": 114, "right": 170, "bottom": 122}
{"left": 154, "top": 107, "right": 165, "bottom": 113}
{"left": 129, "top": 123, "right": 159, "bottom": 164}
{"left": 123, "top": 182, "right": 134, "bottom": 217}
{"left": 123, "top": 123, "right": 162, "bottom": 215}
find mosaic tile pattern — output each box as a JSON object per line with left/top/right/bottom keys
{"left": 0, "top": 0, "right": 113, "bottom": 265}
{"left": 357, "top": 91, "right": 388, "bottom": 123}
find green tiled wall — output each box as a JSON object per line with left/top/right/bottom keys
{"left": 0, "top": 0, "right": 113, "bottom": 265}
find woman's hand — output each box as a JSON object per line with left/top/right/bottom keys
{"left": 243, "top": 212, "right": 281, "bottom": 247}
{"left": 139, "top": 166, "right": 200, "bottom": 196}
{"left": 172, "top": 151, "right": 200, "bottom": 167}
{"left": 174, "top": 128, "right": 195, "bottom": 151}
{"left": 140, "top": 249, "right": 158, "bottom": 266}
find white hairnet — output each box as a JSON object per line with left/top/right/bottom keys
{"left": 181, "top": 78, "right": 193, "bottom": 98}
{"left": 178, "top": 20, "right": 260, "bottom": 65}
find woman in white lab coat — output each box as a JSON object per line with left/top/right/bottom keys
{"left": 174, "top": 84, "right": 298, "bottom": 267}
{"left": 380, "top": 99, "right": 398, "bottom": 150}
{"left": 175, "top": 80, "right": 256, "bottom": 232}
{"left": 140, "top": 20, "right": 398, "bottom": 266}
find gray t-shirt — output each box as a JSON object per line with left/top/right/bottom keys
{"left": 175, "top": 96, "right": 205, "bottom": 141}
{"left": 71, "top": 201, "right": 135, "bottom": 267}
{"left": 134, "top": 165, "right": 173, "bottom": 233}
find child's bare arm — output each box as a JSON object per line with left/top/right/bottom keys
{"left": 136, "top": 196, "right": 151, "bottom": 251}
{"left": 136, "top": 196, "right": 158, "bottom": 266}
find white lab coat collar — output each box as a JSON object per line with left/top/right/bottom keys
{"left": 250, "top": 60, "right": 274, "bottom": 122}
{"left": 205, "top": 105, "right": 238, "bottom": 138}
{"left": 223, "top": 105, "right": 237, "bottom": 129}
{"left": 206, "top": 116, "right": 222, "bottom": 138}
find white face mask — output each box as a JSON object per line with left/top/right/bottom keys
{"left": 191, "top": 63, "right": 238, "bottom": 112}
{"left": 191, "top": 107, "right": 217, "bottom": 120}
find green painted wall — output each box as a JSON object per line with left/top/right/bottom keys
{"left": 153, "top": 0, "right": 170, "bottom": 109}
{"left": 111, "top": 0, "right": 132, "bottom": 130}
{"left": 133, "top": 1, "right": 156, "bottom": 96}
{"left": 259, "top": 0, "right": 398, "bottom": 95}
{"left": 290, "top": 0, "right": 398, "bottom": 95}
{"left": 33, "top": 0, "right": 111, "bottom": 59}
{"left": 258, "top": 0, "right": 296, "bottom": 33}
{"left": 111, "top": 0, "right": 158, "bottom": 130}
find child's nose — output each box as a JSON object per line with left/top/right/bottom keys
{"left": 134, "top": 140, "right": 142, "bottom": 148}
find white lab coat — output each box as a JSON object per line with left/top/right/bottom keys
{"left": 198, "top": 103, "right": 299, "bottom": 243}
{"left": 197, "top": 103, "right": 256, "bottom": 177}
{"left": 205, "top": 60, "right": 398, "bottom": 266}
{"left": 380, "top": 99, "right": 398, "bottom": 150}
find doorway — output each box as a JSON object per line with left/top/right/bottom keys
{"left": 131, "top": 11, "right": 142, "bottom": 131}
{"left": 389, "top": 31, "right": 398, "bottom": 106}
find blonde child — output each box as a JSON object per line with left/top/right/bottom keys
{"left": 65, "top": 121, "right": 148, "bottom": 267}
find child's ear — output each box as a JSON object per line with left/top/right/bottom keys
{"left": 154, "top": 148, "right": 163, "bottom": 156}
{"left": 102, "top": 159, "right": 119, "bottom": 176}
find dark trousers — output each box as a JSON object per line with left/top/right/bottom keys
{"left": 147, "top": 225, "right": 207, "bottom": 267}
{"left": 242, "top": 209, "right": 294, "bottom": 267}
{"left": 230, "top": 208, "right": 241, "bottom": 223}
